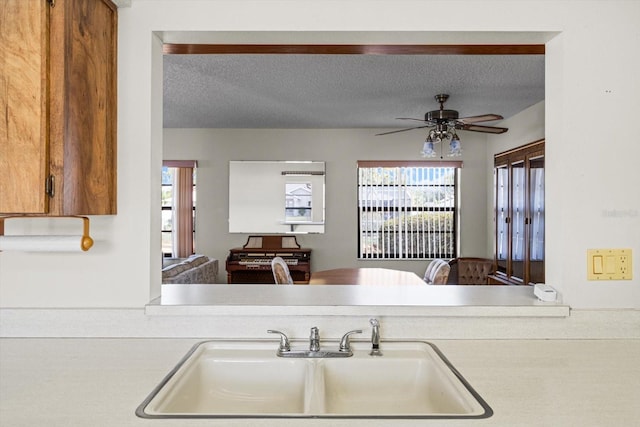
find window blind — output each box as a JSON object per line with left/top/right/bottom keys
{"left": 357, "top": 161, "right": 460, "bottom": 260}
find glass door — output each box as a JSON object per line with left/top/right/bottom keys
{"left": 493, "top": 139, "right": 545, "bottom": 285}
{"left": 528, "top": 156, "right": 545, "bottom": 283}
{"left": 510, "top": 161, "right": 526, "bottom": 282}
{"left": 495, "top": 164, "right": 509, "bottom": 275}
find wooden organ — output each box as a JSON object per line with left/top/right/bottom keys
{"left": 225, "top": 235, "right": 311, "bottom": 284}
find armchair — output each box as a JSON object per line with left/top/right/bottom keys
{"left": 446, "top": 257, "right": 495, "bottom": 285}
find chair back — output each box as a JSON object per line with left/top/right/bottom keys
{"left": 423, "top": 259, "right": 451, "bottom": 285}
{"left": 447, "top": 257, "right": 495, "bottom": 284}
{"left": 271, "top": 256, "right": 294, "bottom": 284}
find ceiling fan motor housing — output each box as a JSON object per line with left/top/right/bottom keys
{"left": 426, "top": 109, "right": 459, "bottom": 122}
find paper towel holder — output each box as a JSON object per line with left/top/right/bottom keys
{"left": 0, "top": 215, "right": 94, "bottom": 252}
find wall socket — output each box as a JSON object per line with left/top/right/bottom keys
{"left": 587, "top": 249, "right": 633, "bottom": 281}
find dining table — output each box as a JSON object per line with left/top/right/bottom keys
{"left": 307, "top": 267, "right": 426, "bottom": 286}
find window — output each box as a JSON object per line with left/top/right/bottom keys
{"left": 285, "top": 182, "right": 313, "bottom": 221}
{"left": 357, "top": 160, "right": 461, "bottom": 259}
{"left": 162, "top": 161, "right": 197, "bottom": 257}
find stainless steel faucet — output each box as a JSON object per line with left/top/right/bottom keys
{"left": 369, "top": 318, "right": 383, "bottom": 356}
{"left": 268, "top": 327, "right": 362, "bottom": 358}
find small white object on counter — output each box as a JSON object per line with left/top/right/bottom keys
{"left": 534, "top": 283, "right": 557, "bottom": 302}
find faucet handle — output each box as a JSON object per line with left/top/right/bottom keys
{"left": 267, "top": 330, "right": 290, "bottom": 352}
{"left": 339, "top": 329, "right": 363, "bottom": 352}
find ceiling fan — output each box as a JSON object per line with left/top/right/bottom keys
{"left": 376, "top": 94, "right": 508, "bottom": 137}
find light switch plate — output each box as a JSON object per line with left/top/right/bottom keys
{"left": 587, "top": 249, "right": 633, "bottom": 280}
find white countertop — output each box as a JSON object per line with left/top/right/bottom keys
{"left": 1, "top": 338, "right": 638, "bottom": 426}
{"left": 150, "top": 284, "right": 570, "bottom": 317}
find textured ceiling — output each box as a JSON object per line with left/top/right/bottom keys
{"left": 163, "top": 54, "right": 545, "bottom": 130}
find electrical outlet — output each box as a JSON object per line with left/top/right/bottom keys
{"left": 619, "top": 255, "right": 629, "bottom": 276}
{"left": 587, "top": 249, "right": 633, "bottom": 280}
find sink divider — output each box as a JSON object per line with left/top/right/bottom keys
{"left": 304, "top": 361, "right": 326, "bottom": 414}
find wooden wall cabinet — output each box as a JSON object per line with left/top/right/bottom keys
{"left": 492, "top": 139, "right": 545, "bottom": 285}
{"left": 0, "top": 0, "right": 117, "bottom": 215}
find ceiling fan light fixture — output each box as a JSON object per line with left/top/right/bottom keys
{"left": 421, "top": 139, "right": 436, "bottom": 158}
{"left": 448, "top": 133, "right": 462, "bottom": 157}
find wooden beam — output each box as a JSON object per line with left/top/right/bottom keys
{"left": 163, "top": 44, "right": 545, "bottom": 55}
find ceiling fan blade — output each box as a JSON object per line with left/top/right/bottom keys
{"left": 458, "top": 123, "right": 508, "bottom": 134}
{"left": 396, "top": 117, "right": 427, "bottom": 122}
{"left": 457, "top": 114, "right": 504, "bottom": 124}
{"left": 375, "top": 125, "right": 430, "bottom": 136}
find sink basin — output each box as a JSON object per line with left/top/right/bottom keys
{"left": 321, "top": 351, "right": 481, "bottom": 416}
{"left": 136, "top": 340, "right": 492, "bottom": 419}
{"left": 139, "top": 344, "right": 316, "bottom": 416}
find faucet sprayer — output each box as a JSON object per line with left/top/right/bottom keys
{"left": 369, "top": 318, "right": 383, "bottom": 356}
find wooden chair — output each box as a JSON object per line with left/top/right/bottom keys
{"left": 271, "top": 256, "right": 294, "bottom": 284}
{"left": 446, "top": 257, "right": 495, "bottom": 285}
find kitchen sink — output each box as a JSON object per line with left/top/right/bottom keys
{"left": 136, "top": 340, "right": 492, "bottom": 419}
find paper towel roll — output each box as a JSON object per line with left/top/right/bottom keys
{"left": 0, "top": 235, "right": 92, "bottom": 252}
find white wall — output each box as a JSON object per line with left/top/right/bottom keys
{"left": 164, "top": 127, "right": 491, "bottom": 282}
{"left": 0, "top": 0, "right": 638, "bottom": 309}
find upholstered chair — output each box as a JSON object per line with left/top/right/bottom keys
{"left": 447, "top": 257, "right": 495, "bottom": 285}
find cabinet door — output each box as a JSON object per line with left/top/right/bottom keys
{"left": 527, "top": 156, "right": 545, "bottom": 283}
{"left": 494, "top": 164, "right": 509, "bottom": 275}
{"left": 49, "top": 0, "right": 118, "bottom": 215}
{"left": 0, "top": 0, "right": 50, "bottom": 214}
{"left": 493, "top": 140, "right": 545, "bottom": 285}
{"left": 510, "top": 160, "right": 526, "bottom": 281}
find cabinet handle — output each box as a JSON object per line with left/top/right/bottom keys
{"left": 45, "top": 175, "right": 55, "bottom": 198}
{"left": 47, "top": 0, "right": 55, "bottom": 7}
